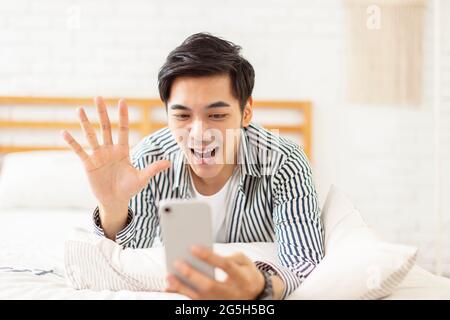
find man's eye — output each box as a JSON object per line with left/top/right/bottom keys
{"left": 174, "top": 114, "right": 190, "bottom": 120}
{"left": 209, "top": 114, "right": 227, "bottom": 120}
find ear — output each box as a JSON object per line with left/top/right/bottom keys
{"left": 241, "top": 97, "right": 253, "bottom": 128}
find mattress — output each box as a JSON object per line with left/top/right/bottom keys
{"left": 0, "top": 208, "right": 449, "bottom": 300}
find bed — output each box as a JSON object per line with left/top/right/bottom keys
{"left": 1, "top": 207, "right": 449, "bottom": 300}
{"left": 1, "top": 97, "right": 449, "bottom": 300}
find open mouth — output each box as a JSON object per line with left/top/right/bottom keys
{"left": 189, "top": 146, "right": 219, "bottom": 162}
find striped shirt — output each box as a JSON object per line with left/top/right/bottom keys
{"left": 93, "top": 122, "right": 324, "bottom": 299}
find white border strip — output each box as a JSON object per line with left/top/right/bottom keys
{"left": 433, "top": 0, "right": 443, "bottom": 276}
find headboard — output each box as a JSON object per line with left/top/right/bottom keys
{"left": 0, "top": 96, "right": 312, "bottom": 160}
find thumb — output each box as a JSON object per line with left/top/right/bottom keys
{"left": 138, "top": 160, "right": 171, "bottom": 185}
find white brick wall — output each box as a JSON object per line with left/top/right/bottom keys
{"left": 0, "top": 0, "right": 449, "bottom": 274}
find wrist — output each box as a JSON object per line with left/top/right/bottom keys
{"left": 255, "top": 270, "right": 274, "bottom": 300}
{"left": 254, "top": 270, "right": 266, "bottom": 298}
{"left": 99, "top": 199, "right": 129, "bottom": 213}
{"left": 99, "top": 201, "right": 129, "bottom": 220}
{"left": 271, "top": 275, "right": 285, "bottom": 300}
{"left": 98, "top": 201, "right": 130, "bottom": 239}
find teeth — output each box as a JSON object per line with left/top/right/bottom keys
{"left": 190, "top": 147, "right": 217, "bottom": 159}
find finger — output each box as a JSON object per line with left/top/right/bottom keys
{"left": 165, "top": 274, "right": 200, "bottom": 300}
{"left": 117, "top": 99, "right": 129, "bottom": 147}
{"left": 61, "top": 130, "right": 90, "bottom": 163}
{"left": 77, "top": 107, "right": 100, "bottom": 151}
{"left": 95, "top": 96, "right": 113, "bottom": 145}
{"left": 229, "top": 252, "right": 252, "bottom": 265}
{"left": 138, "top": 160, "right": 171, "bottom": 185}
{"left": 173, "top": 260, "right": 221, "bottom": 294}
{"left": 191, "top": 246, "right": 242, "bottom": 280}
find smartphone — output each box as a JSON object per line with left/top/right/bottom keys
{"left": 159, "top": 198, "right": 215, "bottom": 290}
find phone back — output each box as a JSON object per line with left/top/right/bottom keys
{"left": 159, "top": 199, "right": 215, "bottom": 289}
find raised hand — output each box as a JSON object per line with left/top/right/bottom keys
{"left": 62, "top": 97, "right": 170, "bottom": 238}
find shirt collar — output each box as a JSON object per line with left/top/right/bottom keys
{"left": 172, "top": 148, "right": 190, "bottom": 193}
{"left": 237, "top": 127, "right": 261, "bottom": 178}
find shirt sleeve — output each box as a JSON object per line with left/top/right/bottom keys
{"left": 92, "top": 206, "right": 136, "bottom": 247}
{"left": 255, "top": 146, "right": 324, "bottom": 299}
{"left": 91, "top": 153, "right": 160, "bottom": 249}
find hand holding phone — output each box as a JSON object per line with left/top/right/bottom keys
{"left": 159, "top": 199, "right": 215, "bottom": 290}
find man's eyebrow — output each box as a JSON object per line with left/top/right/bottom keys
{"left": 169, "top": 104, "right": 190, "bottom": 111}
{"left": 206, "top": 101, "right": 230, "bottom": 109}
{"left": 169, "top": 101, "right": 230, "bottom": 111}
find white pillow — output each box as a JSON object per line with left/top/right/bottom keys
{"left": 0, "top": 151, "right": 97, "bottom": 210}
{"left": 288, "top": 185, "right": 417, "bottom": 300}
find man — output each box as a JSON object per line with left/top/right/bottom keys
{"left": 62, "top": 33, "right": 324, "bottom": 300}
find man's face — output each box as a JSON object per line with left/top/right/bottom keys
{"left": 167, "top": 74, "right": 252, "bottom": 179}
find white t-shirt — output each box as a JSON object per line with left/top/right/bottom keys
{"left": 189, "top": 167, "right": 240, "bottom": 242}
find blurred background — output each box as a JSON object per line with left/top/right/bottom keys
{"left": 0, "top": 0, "right": 448, "bottom": 276}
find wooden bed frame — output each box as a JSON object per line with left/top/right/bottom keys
{"left": 0, "top": 96, "right": 313, "bottom": 160}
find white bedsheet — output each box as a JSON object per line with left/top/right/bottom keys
{"left": 0, "top": 209, "right": 186, "bottom": 299}
{"left": 1, "top": 208, "right": 449, "bottom": 300}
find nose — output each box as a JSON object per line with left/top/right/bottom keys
{"left": 190, "top": 120, "right": 203, "bottom": 139}
{"left": 189, "top": 120, "right": 206, "bottom": 148}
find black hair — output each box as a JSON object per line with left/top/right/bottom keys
{"left": 158, "top": 32, "right": 255, "bottom": 111}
